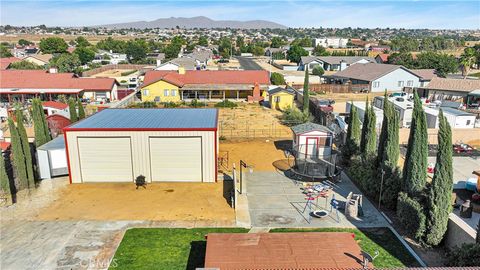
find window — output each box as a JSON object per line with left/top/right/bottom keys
{"left": 164, "top": 89, "right": 169, "bottom": 96}
{"left": 373, "top": 81, "right": 380, "bottom": 88}
{"left": 398, "top": 81, "right": 404, "bottom": 87}
{"left": 407, "top": 80, "right": 413, "bottom": 86}
{"left": 274, "top": 96, "right": 281, "bottom": 102}
{"left": 143, "top": 89, "right": 149, "bottom": 96}
{"left": 171, "top": 90, "right": 176, "bottom": 96}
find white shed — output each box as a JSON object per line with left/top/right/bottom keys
{"left": 291, "top": 123, "right": 333, "bottom": 159}
{"left": 64, "top": 108, "right": 218, "bottom": 183}
{"left": 37, "top": 136, "right": 68, "bottom": 179}
{"left": 425, "top": 107, "right": 476, "bottom": 129}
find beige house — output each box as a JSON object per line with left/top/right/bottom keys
{"left": 23, "top": 54, "right": 53, "bottom": 66}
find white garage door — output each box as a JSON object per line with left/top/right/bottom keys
{"left": 149, "top": 137, "right": 202, "bottom": 182}
{"left": 78, "top": 137, "right": 133, "bottom": 182}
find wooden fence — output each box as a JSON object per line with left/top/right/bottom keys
{"left": 292, "top": 83, "right": 370, "bottom": 93}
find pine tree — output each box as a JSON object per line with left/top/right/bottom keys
{"left": 15, "top": 109, "right": 35, "bottom": 188}
{"left": 343, "top": 103, "right": 361, "bottom": 160}
{"left": 32, "top": 99, "right": 47, "bottom": 147}
{"left": 0, "top": 151, "right": 10, "bottom": 194}
{"left": 68, "top": 98, "right": 78, "bottom": 122}
{"left": 7, "top": 118, "right": 28, "bottom": 190}
{"left": 77, "top": 100, "right": 86, "bottom": 119}
{"left": 425, "top": 110, "right": 453, "bottom": 246}
{"left": 303, "top": 67, "right": 309, "bottom": 114}
{"left": 403, "top": 91, "right": 428, "bottom": 196}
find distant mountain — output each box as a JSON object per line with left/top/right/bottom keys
{"left": 94, "top": 16, "right": 287, "bottom": 29}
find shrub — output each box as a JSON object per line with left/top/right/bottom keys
{"left": 348, "top": 157, "right": 376, "bottom": 197}
{"left": 121, "top": 70, "right": 137, "bottom": 76}
{"left": 219, "top": 135, "right": 227, "bottom": 141}
{"left": 214, "top": 99, "right": 238, "bottom": 108}
{"left": 189, "top": 99, "right": 206, "bottom": 108}
{"left": 135, "top": 101, "right": 157, "bottom": 108}
{"left": 312, "top": 66, "right": 325, "bottom": 76}
{"left": 378, "top": 168, "right": 402, "bottom": 209}
{"left": 281, "top": 106, "right": 310, "bottom": 126}
{"left": 270, "top": 72, "right": 286, "bottom": 85}
{"left": 163, "top": 102, "right": 179, "bottom": 108}
{"left": 446, "top": 243, "right": 480, "bottom": 266}
{"left": 396, "top": 192, "right": 426, "bottom": 240}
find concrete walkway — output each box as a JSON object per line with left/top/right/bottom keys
{"left": 245, "top": 171, "right": 388, "bottom": 228}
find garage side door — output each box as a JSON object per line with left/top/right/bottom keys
{"left": 78, "top": 137, "right": 133, "bottom": 182}
{"left": 150, "top": 137, "right": 202, "bottom": 182}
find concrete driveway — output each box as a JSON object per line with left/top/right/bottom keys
{"left": 244, "top": 171, "right": 388, "bottom": 228}
{"left": 236, "top": 56, "right": 264, "bottom": 70}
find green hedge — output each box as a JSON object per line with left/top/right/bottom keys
{"left": 214, "top": 99, "right": 238, "bottom": 108}
{"left": 396, "top": 192, "right": 426, "bottom": 240}
{"left": 121, "top": 70, "right": 137, "bottom": 76}
{"left": 446, "top": 243, "right": 480, "bottom": 266}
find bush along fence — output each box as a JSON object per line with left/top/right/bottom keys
{"left": 343, "top": 91, "right": 455, "bottom": 247}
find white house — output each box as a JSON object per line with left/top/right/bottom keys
{"left": 326, "top": 63, "right": 422, "bottom": 93}
{"left": 42, "top": 101, "right": 70, "bottom": 118}
{"left": 425, "top": 107, "right": 476, "bottom": 129}
{"left": 93, "top": 50, "right": 127, "bottom": 65}
{"left": 313, "top": 37, "right": 349, "bottom": 48}
{"left": 299, "top": 56, "right": 374, "bottom": 71}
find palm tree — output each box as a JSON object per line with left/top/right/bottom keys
{"left": 460, "top": 48, "right": 476, "bottom": 79}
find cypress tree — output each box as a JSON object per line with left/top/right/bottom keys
{"left": 32, "top": 99, "right": 47, "bottom": 147}
{"left": 344, "top": 103, "right": 361, "bottom": 160}
{"left": 7, "top": 118, "right": 28, "bottom": 190}
{"left": 77, "top": 100, "right": 86, "bottom": 119}
{"left": 15, "top": 109, "right": 35, "bottom": 188}
{"left": 403, "top": 91, "right": 428, "bottom": 196}
{"left": 360, "top": 97, "right": 369, "bottom": 154}
{"left": 303, "top": 67, "right": 309, "bottom": 114}
{"left": 425, "top": 110, "right": 453, "bottom": 246}
{"left": 383, "top": 107, "right": 400, "bottom": 168}
{"left": 0, "top": 151, "right": 10, "bottom": 194}
{"left": 365, "top": 102, "right": 377, "bottom": 158}
{"left": 377, "top": 91, "right": 390, "bottom": 166}
{"left": 68, "top": 98, "right": 78, "bottom": 122}
{"left": 38, "top": 101, "right": 51, "bottom": 143}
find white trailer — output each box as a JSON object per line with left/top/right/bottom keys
{"left": 424, "top": 107, "right": 476, "bottom": 129}
{"left": 346, "top": 101, "right": 383, "bottom": 129}
{"left": 37, "top": 136, "right": 68, "bottom": 179}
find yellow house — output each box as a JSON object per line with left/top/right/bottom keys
{"left": 141, "top": 80, "right": 180, "bottom": 102}
{"left": 268, "top": 86, "right": 295, "bottom": 110}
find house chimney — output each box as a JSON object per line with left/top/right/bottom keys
{"left": 178, "top": 67, "right": 186, "bottom": 75}
{"left": 49, "top": 67, "right": 58, "bottom": 73}
{"left": 340, "top": 60, "right": 347, "bottom": 71}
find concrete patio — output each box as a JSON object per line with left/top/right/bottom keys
{"left": 244, "top": 171, "right": 388, "bottom": 228}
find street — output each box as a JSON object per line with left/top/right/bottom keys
{"left": 236, "top": 56, "right": 264, "bottom": 70}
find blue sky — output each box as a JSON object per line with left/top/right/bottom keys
{"left": 1, "top": 1, "right": 479, "bottom": 29}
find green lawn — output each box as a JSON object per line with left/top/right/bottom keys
{"left": 270, "top": 227, "right": 419, "bottom": 268}
{"left": 110, "top": 228, "right": 248, "bottom": 270}
{"left": 110, "top": 227, "right": 419, "bottom": 269}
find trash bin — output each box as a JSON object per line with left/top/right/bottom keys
{"left": 460, "top": 200, "right": 473, "bottom": 218}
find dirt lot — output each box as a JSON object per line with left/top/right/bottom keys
{"left": 219, "top": 139, "right": 290, "bottom": 172}
{"left": 34, "top": 182, "right": 235, "bottom": 222}
{"left": 91, "top": 69, "right": 135, "bottom": 78}
{"left": 218, "top": 104, "right": 292, "bottom": 138}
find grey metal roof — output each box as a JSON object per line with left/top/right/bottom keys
{"left": 67, "top": 108, "right": 218, "bottom": 130}
{"left": 37, "top": 136, "right": 65, "bottom": 151}
{"left": 268, "top": 86, "right": 295, "bottom": 95}
{"left": 291, "top": 122, "right": 333, "bottom": 134}
{"left": 440, "top": 107, "right": 474, "bottom": 117}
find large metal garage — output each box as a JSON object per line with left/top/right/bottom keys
{"left": 64, "top": 108, "right": 218, "bottom": 183}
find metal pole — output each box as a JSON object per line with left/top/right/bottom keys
{"left": 378, "top": 168, "right": 385, "bottom": 210}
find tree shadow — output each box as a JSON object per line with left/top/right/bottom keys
{"left": 273, "top": 140, "right": 293, "bottom": 152}
{"left": 222, "top": 175, "right": 233, "bottom": 207}
{"left": 186, "top": 240, "right": 207, "bottom": 270}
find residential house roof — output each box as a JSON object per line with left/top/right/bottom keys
{"left": 291, "top": 122, "right": 333, "bottom": 134}
{"left": 24, "top": 54, "right": 53, "bottom": 64}
{"left": 411, "top": 69, "right": 437, "bottom": 81}
{"left": 162, "top": 57, "right": 197, "bottom": 70}
{"left": 0, "top": 57, "right": 21, "bottom": 69}
{"left": 0, "top": 70, "right": 117, "bottom": 93}
{"left": 43, "top": 101, "right": 69, "bottom": 110}
{"left": 420, "top": 77, "right": 480, "bottom": 93}
{"left": 375, "top": 53, "right": 390, "bottom": 63}
{"left": 142, "top": 70, "right": 270, "bottom": 88}
{"left": 330, "top": 63, "right": 418, "bottom": 82}
{"left": 268, "top": 86, "right": 296, "bottom": 95}
{"left": 66, "top": 108, "right": 218, "bottom": 130}
{"left": 301, "top": 56, "right": 375, "bottom": 65}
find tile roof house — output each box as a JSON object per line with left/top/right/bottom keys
{"left": 0, "top": 57, "right": 22, "bottom": 69}
{"left": 325, "top": 63, "right": 423, "bottom": 93}
{"left": 410, "top": 69, "right": 437, "bottom": 87}
{"left": 0, "top": 70, "right": 118, "bottom": 103}
{"left": 299, "top": 56, "right": 375, "bottom": 71}
{"left": 141, "top": 70, "right": 270, "bottom": 102}
{"left": 375, "top": 53, "right": 390, "bottom": 63}
{"left": 23, "top": 54, "right": 53, "bottom": 66}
